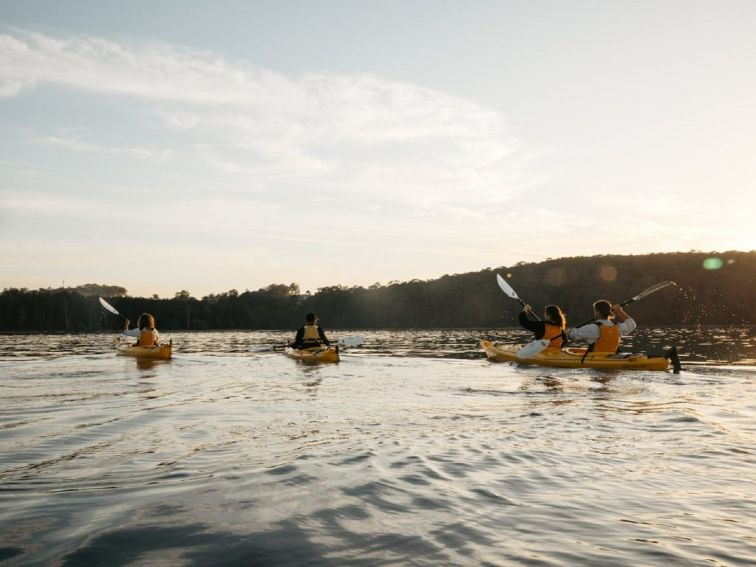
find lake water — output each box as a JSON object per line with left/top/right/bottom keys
{"left": 1, "top": 328, "right": 755, "bottom": 566}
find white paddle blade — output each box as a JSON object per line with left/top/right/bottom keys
{"left": 516, "top": 339, "right": 550, "bottom": 359}
{"left": 632, "top": 280, "right": 677, "bottom": 301}
{"left": 99, "top": 297, "right": 121, "bottom": 316}
{"left": 338, "top": 335, "right": 364, "bottom": 347}
{"left": 496, "top": 274, "right": 520, "bottom": 300}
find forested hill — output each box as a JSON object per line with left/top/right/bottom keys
{"left": 1, "top": 251, "right": 754, "bottom": 332}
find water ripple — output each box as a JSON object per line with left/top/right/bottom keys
{"left": 0, "top": 331, "right": 755, "bottom": 565}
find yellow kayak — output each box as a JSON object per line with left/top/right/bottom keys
{"left": 284, "top": 345, "right": 340, "bottom": 363}
{"left": 115, "top": 337, "right": 173, "bottom": 360}
{"left": 480, "top": 340, "right": 670, "bottom": 371}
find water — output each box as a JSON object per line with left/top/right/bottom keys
{"left": 1, "top": 328, "right": 755, "bottom": 566}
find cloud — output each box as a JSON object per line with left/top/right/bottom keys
{"left": 0, "top": 28, "right": 524, "bottom": 211}
{"left": 0, "top": 78, "right": 33, "bottom": 97}
{"left": 0, "top": 27, "right": 540, "bottom": 294}
{"left": 37, "top": 136, "right": 171, "bottom": 160}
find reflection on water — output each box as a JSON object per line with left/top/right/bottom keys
{"left": 0, "top": 328, "right": 754, "bottom": 566}
{"left": 2, "top": 326, "right": 753, "bottom": 364}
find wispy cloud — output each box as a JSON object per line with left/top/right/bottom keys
{"left": 0, "top": 28, "right": 552, "bottom": 294}
{"left": 37, "top": 135, "right": 171, "bottom": 160}
{"left": 1, "top": 28, "right": 524, "bottom": 210}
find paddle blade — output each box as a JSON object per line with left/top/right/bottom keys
{"left": 631, "top": 280, "right": 677, "bottom": 302}
{"left": 516, "top": 339, "right": 550, "bottom": 359}
{"left": 496, "top": 274, "right": 520, "bottom": 300}
{"left": 338, "top": 335, "right": 364, "bottom": 347}
{"left": 99, "top": 297, "right": 121, "bottom": 316}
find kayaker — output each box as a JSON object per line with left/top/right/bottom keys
{"left": 291, "top": 312, "right": 331, "bottom": 350}
{"left": 123, "top": 313, "right": 160, "bottom": 347}
{"left": 567, "top": 300, "right": 636, "bottom": 353}
{"left": 519, "top": 304, "right": 567, "bottom": 350}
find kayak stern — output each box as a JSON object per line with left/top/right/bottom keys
{"left": 285, "top": 345, "right": 340, "bottom": 363}
{"left": 116, "top": 337, "right": 173, "bottom": 360}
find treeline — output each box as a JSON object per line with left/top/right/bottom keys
{"left": 1, "top": 251, "right": 753, "bottom": 332}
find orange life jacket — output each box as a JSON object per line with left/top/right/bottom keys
{"left": 592, "top": 322, "right": 621, "bottom": 353}
{"left": 139, "top": 329, "right": 156, "bottom": 347}
{"left": 302, "top": 324, "right": 321, "bottom": 345}
{"left": 543, "top": 322, "right": 564, "bottom": 349}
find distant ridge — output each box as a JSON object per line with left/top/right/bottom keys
{"left": 1, "top": 251, "right": 754, "bottom": 331}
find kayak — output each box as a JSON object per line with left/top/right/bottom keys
{"left": 284, "top": 345, "right": 340, "bottom": 363}
{"left": 115, "top": 336, "right": 173, "bottom": 360}
{"left": 480, "top": 340, "right": 670, "bottom": 371}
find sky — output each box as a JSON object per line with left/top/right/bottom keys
{"left": 1, "top": 0, "right": 754, "bottom": 298}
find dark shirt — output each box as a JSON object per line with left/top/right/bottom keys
{"left": 518, "top": 310, "right": 551, "bottom": 340}
{"left": 518, "top": 310, "right": 568, "bottom": 347}
{"left": 291, "top": 325, "right": 330, "bottom": 349}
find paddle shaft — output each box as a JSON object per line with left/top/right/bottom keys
{"left": 519, "top": 300, "right": 542, "bottom": 322}
{"left": 574, "top": 281, "right": 675, "bottom": 328}
{"left": 574, "top": 303, "right": 632, "bottom": 328}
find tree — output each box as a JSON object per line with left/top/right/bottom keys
{"left": 0, "top": 251, "right": 753, "bottom": 330}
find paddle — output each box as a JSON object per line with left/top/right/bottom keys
{"left": 338, "top": 335, "right": 364, "bottom": 347}
{"left": 574, "top": 281, "right": 677, "bottom": 328}
{"left": 287, "top": 335, "right": 364, "bottom": 351}
{"left": 496, "top": 274, "right": 540, "bottom": 321}
{"left": 99, "top": 297, "right": 126, "bottom": 321}
{"left": 496, "top": 274, "right": 550, "bottom": 358}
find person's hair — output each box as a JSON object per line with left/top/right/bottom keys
{"left": 138, "top": 313, "right": 156, "bottom": 330}
{"left": 593, "top": 300, "right": 613, "bottom": 319}
{"left": 544, "top": 304, "right": 566, "bottom": 328}
{"left": 306, "top": 312, "right": 317, "bottom": 324}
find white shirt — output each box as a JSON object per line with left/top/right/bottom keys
{"left": 122, "top": 328, "right": 160, "bottom": 342}
{"left": 567, "top": 318, "right": 636, "bottom": 344}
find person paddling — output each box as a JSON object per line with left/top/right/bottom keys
{"left": 123, "top": 313, "right": 160, "bottom": 347}
{"left": 519, "top": 304, "right": 567, "bottom": 351}
{"left": 567, "top": 300, "right": 635, "bottom": 353}
{"left": 290, "top": 312, "right": 331, "bottom": 350}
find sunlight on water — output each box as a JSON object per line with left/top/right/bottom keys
{"left": 0, "top": 328, "right": 754, "bottom": 565}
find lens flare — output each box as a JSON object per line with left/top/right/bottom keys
{"left": 598, "top": 265, "right": 618, "bottom": 282}
{"left": 545, "top": 267, "right": 567, "bottom": 286}
{"left": 703, "top": 257, "right": 723, "bottom": 270}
